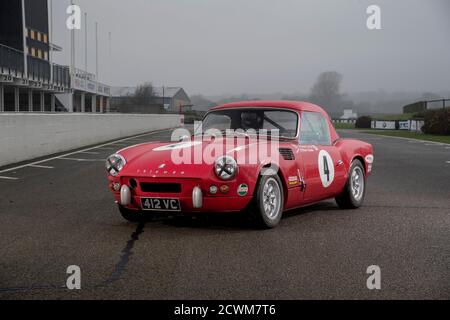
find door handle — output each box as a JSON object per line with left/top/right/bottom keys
{"left": 336, "top": 160, "right": 344, "bottom": 167}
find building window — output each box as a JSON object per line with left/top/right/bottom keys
{"left": 43, "top": 51, "right": 48, "bottom": 60}
{"left": 31, "top": 47, "right": 36, "bottom": 57}
{"left": 43, "top": 34, "right": 48, "bottom": 43}
{"left": 30, "top": 30, "right": 35, "bottom": 40}
{"left": 37, "top": 32, "right": 42, "bottom": 41}
{"left": 37, "top": 49, "right": 42, "bottom": 59}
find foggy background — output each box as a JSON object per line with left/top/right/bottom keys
{"left": 51, "top": 0, "right": 450, "bottom": 113}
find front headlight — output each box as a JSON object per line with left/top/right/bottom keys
{"left": 214, "top": 156, "right": 238, "bottom": 180}
{"left": 106, "top": 154, "right": 127, "bottom": 177}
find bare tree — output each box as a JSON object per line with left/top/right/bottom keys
{"left": 309, "top": 71, "right": 344, "bottom": 116}
{"left": 190, "top": 95, "right": 217, "bottom": 112}
{"left": 133, "top": 82, "right": 157, "bottom": 105}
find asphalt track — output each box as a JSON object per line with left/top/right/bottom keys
{"left": 0, "top": 128, "right": 449, "bottom": 299}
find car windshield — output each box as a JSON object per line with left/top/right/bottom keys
{"left": 196, "top": 109, "right": 299, "bottom": 139}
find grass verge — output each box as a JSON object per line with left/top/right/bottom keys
{"left": 334, "top": 123, "right": 356, "bottom": 129}
{"left": 360, "top": 130, "right": 450, "bottom": 144}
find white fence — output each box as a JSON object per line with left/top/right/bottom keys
{"left": 372, "top": 121, "right": 396, "bottom": 130}
{"left": 371, "top": 120, "right": 424, "bottom": 132}
{"left": 0, "top": 113, "right": 183, "bottom": 167}
{"left": 333, "top": 119, "right": 425, "bottom": 132}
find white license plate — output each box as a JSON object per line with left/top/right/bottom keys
{"left": 140, "top": 198, "right": 181, "bottom": 212}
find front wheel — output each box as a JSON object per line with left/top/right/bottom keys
{"left": 250, "top": 173, "right": 284, "bottom": 228}
{"left": 336, "top": 159, "right": 366, "bottom": 209}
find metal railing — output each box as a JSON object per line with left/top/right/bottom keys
{"left": 424, "top": 99, "right": 450, "bottom": 109}
{"left": 74, "top": 67, "right": 96, "bottom": 81}
{"left": 27, "top": 55, "right": 50, "bottom": 82}
{"left": 0, "top": 44, "right": 24, "bottom": 76}
{"left": 0, "top": 44, "right": 70, "bottom": 89}
{"left": 53, "top": 64, "right": 70, "bottom": 88}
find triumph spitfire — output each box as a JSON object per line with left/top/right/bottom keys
{"left": 106, "top": 101, "right": 374, "bottom": 228}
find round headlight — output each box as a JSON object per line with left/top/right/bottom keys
{"left": 106, "top": 154, "right": 126, "bottom": 177}
{"left": 214, "top": 156, "right": 238, "bottom": 181}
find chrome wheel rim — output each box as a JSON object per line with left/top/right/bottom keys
{"left": 262, "top": 178, "right": 281, "bottom": 219}
{"left": 350, "top": 166, "right": 364, "bottom": 202}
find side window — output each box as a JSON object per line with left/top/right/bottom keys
{"left": 201, "top": 113, "right": 231, "bottom": 132}
{"left": 299, "top": 112, "right": 331, "bottom": 146}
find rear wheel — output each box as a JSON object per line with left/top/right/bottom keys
{"left": 118, "top": 206, "right": 143, "bottom": 222}
{"left": 250, "top": 172, "right": 284, "bottom": 228}
{"left": 336, "top": 159, "right": 366, "bottom": 209}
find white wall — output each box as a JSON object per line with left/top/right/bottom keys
{"left": 0, "top": 113, "right": 183, "bottom": 167}
{"left": 410, "top": 120, "right": 425, "bottom": 132}
{"left": 371, "top": 120, "right": 425, "bottom": 132}
{"left": 371, "top": 121, "right": 396, "bottom": 130}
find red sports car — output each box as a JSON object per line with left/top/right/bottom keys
{"left": 106, "top": 101, "right": 374, "bottom": 228}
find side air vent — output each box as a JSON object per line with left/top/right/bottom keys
{"left": 279, "top": 148, "right": 295, "bottom": 161}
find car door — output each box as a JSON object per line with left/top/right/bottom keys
{"left": 298, "top": 112, "right": 346, "bottom": 202}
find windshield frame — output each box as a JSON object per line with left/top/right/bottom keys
{"left": 199, "top": 107, "right": 301, "bottom": 140}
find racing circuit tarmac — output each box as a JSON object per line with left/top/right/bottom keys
{"left": 0, "top": 128, "right": 449, "bottom": 299}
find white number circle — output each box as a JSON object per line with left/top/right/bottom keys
{"left": 318, "top": 150, "right": 335, "bottom": 188}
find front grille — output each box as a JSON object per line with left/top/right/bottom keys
{"left": 279, "top": 148, "right": 295, "bottom": 161}
{"left": 140, "top": 183, "right": 182, "bottom": 193}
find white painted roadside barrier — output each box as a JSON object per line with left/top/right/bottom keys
{"left": 371, "top": 120, "right": 424, "bottom": 132}
{"left": 372, "top": 121, "right": 396, "bottom": 130}
{"left": 0, "top": 113, "right": 183, "bottom": 167}
{"left": 409, "top": 120, "right": 425, "bottom": 132}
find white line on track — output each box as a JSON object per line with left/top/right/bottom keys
{"left": 0, "top": 128, "right": 175, "bottom": 175}
{"left": 365, "top": 134, "right": 450, "bottom": 146}
{"left": 0, "top": 176, "right": 19, "bottom": 180}
{"left": 78, "top": 151, "right": 100, "bottom": 155}
{"left": 57, "top": 158, "right": 104, "bottom": 162}
{"left": 28, "top": 165, "right": 54, "bottom": 169}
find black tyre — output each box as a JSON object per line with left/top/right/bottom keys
{"left": 250, "top": 171, "right": 284, "bottom": 228}
{"left": 118, "top": 206, "right": 143, "bottom": 222}
{"left": 336, "top": 159, "right": 366, "bottom": 209}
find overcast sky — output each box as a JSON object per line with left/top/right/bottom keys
{"left": 52, "top": 0, "right": 450, "bottom": 96}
